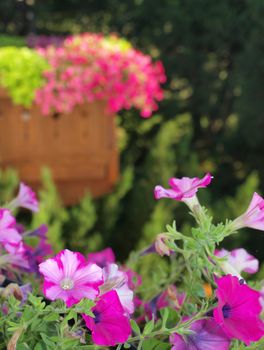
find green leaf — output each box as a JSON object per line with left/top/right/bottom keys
{"left": 21, "top": 307, "right": 36, "bottom": 322}
{"left": 44, "top": 312, "right": 60, "bottom": 322}
{"left": 160, "top": 307, "right": 169, "bottom": 329}
{"left": 142, "top": 339, "right": 170, "bottom": 350}
{"left": 159, "top": 308, "right": 179, "bottom": 329}
{"left": 34, "top": 342, "right": 47, "bottom": 350}
{"left": 74, "top": 299, "right": 95, "bottom": 316}
{"left": 40, "top": 333, "right": 57, "bottom": 349}
{"left": 17, "top": 344, "right": 31, "bottom": 350}
{"left": 143, "top": 318, "right": 155, "bottom": 335}
{"left": 131, "top": 319, "right": 141, "bottom": 335}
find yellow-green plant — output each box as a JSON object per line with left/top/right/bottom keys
{"left": 0, "top": 46, "right": 49, "bottom": 107}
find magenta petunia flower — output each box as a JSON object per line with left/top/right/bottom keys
{"left": 0, "top": 209, "right": 22, "bottom": 252}
{"left": 232, "top": 192, "right": 264, "bottom": 231}
{"left": 10, "top": 183, "right": 39, "bottom": 212}
{"left": 83, "top": 290, "right": 131, "bottom": 346}
{"left": 215, "top": 248, "right": 259, "bottom": 278}
{"left": 87, "top": 247, "right": 116, "bottom": 268}
{"left": 213, "top": 275, "right": 264, "bottom": 345}
{"left": 154, "top": 173, "right": 212, "bottom": 203}
{"left": 100, "top": 263, "right": 134, "bottom": 314}
{"left": 170, "top": 319, "right": 230, "bottom": 350}
{"left": 39, "top": 249, "right": 103, "bottom": 307}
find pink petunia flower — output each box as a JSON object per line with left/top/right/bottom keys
{"left": 0, "top": 209, "right": 22, "bottom": 252}
{"left": 83, "top": 290, "right": 131, "bottom": 346}
{"left": 87, "top": 247, "right": 116, "bottom": 268}
{"left": 100, "top": 263, "right": 134, "bottom": 314}
{"left": 39, "top": 249, "right": 103, "bottom": 307}
{"left": 170, "top": 319, "right": 230, "bottom": 350}
{"left": 154, "top": 173, "right": 212, "bottom": 208}
{"left": 232, "top": 192, "right": 264, "bottom": 231}
{"left": 215, "top": 248, "right": 259, "bottom": 278}
{"left": 213, "top": 275, "right": 264, "bottom": 345}
{"left": 11, "top": 183, "right": 39, "bottom": 212}
{"left": 0, "top": 249, "right": 30, "bottom": 270}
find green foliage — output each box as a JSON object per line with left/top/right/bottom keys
{"left": 0, "top": 295, "right": 94, "bottom": 349}
{"left": 65, "top": 193, "right": 97, "bottom": 253}
{"left": 0, "top": 168, "right": 18, "bottom": 204}
{"left": 31, "top": 168, "right": 68, "bottom": 252}
{"left": 0, "top": 46, "right": 48, "bottom": 106}
{"left": 0, "top": 34, "right": 25, "bottom": 47}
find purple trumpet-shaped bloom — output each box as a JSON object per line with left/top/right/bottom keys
{"left": 170, "top": 319, "right": 230, "bottom": 350}
{"left": 24, "top": 224, "right": 48, "bottom": 238}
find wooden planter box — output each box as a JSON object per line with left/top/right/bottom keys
{"left": 0, "top": 90, "right": 119, "bottom": 205}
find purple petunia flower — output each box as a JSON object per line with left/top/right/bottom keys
{"left": 170, "top": 318, "right": 230, "bottom": 350}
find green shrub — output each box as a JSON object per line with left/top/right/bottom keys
{"left": 0, "top": 46, "right": 49, "bottom": 106}
{"left": 0, "top": 35, "right": 26, "bottom": 47}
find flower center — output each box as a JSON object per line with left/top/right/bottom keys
{"left": 60, "top": 278, "right": 74, "bottom": 290}
{"left": 222, "top": 304, "right": 231, "bottom": 318}
{"left": 93, "top": 310, "right": 101, "bottom": 324}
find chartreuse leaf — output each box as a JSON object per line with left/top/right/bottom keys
{"left": 131, "top": 319, "right": 141, "bottom": 335}
{"left": 40, "top": 333, "right": 57, "bottom": 349}
{"left": 143, "top": 318, "right": 155, "bottom": 335}
{"left": 160, "top": 307, "right": 169, "bottom": 329}
{"left": 142, "top": 339, "right": 170, "bottom": 350}
{"left": 17, "top": 344, "right": 31, "bottom": 350}
{"left": 34, "top": 342, "right": 47, "bottom": 350}
{"left": 73, "top": 298, "right": 95, "bottom": 316}
{"left": 159, "top": 307, "right": 179, "bottom": 329}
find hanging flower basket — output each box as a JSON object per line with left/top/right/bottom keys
{"left": 0, "top": 34, "right": 166, "bottom": 204}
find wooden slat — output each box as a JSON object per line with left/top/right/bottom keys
{"left": 0, "top": 93, "right": 119, "bottom": 204}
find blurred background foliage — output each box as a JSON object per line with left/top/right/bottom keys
{"left": 1, "top": 0, "right": 264, "bottom": 261}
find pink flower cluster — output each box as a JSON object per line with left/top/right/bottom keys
{"left": 39, "top": 247, "right": 135, "bottom": 346}
{"left": 35, "top": 33, "right": 166, "bottom": 118}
